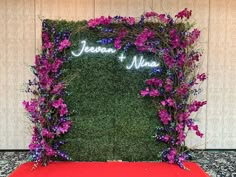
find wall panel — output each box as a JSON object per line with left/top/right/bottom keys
{"left": 206, "top": 0, "right": 236, "bottom": 149}
{"left": 0, "top": 0, "right": 34, "bottom": 149}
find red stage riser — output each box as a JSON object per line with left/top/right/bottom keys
{"left": 9, "top": 162, "right": 209, "bottom": 177}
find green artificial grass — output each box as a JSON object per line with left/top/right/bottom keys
{"left": 48, "top": 20, "right": 166, "bottom": 161}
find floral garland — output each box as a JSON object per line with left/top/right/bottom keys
{"left": 23, "top": 21, "right": 72, "bottom": 166}
{"left": 87, "top": 8, "right": 207, "bottom": 169}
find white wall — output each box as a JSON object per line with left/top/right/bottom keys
{"left": 0, "top": 0, "right": 235, "bottom": 149}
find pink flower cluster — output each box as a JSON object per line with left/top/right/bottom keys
{"left": 123, "top": 17, "right": 135, "bottom": 25}
{"left": 187, "top": 28, "right": 201, "bottom": 45}
{"left": 163, "top": 51, "right": 175, "bottom": 69}
{"left": 159, "top": 109, "right": 172, "bottom": 125}
{"left": 52, "top": 98, "right": 69, "bottom": 117}
{"left": 169, "top": 29, "right": 180, "bottom": 48}
{"left": 140, "top": 87, "right": 160, "bottom": 97}
{"left": 188, "top": 100, "right": 207, "bottom": 113}
{"left": 88, "top": 16, "right": 112, "bottom": 28}
{"left": 145, "top": 11, "right": 158, "bottom": 18}
{"left": 197, "top": 73, "right": 207, "bottom": 81}
{"left": 175, "top": 8, "right": 192, "bottom": 19}
{"left": 35, "top": 57, "right": 63, "bottom": 90}
{"left": 158, "top": 14, "right": 171, "bottom": 23}
{"left": 59, "top": 39, "right": 71, "bottom": 51}
{"left": 42, "top": 32, "right": 53, "bottom": 49}
{"left": 140, "top": 78, "right": 163, "bottom": 97}
{"left": 114, "top": 28, "right": 128, "bottom": 49}
{"left": 23, "top": 27, "right": 72, "bottom": 164}
{"left": 146, "top": 78, "right": 163, "bottom": 87}
{"left": 161, "top": 98, "right": 175, "bottom": 107}
{"left": 167, "top": 148, "right": 177, "bottom": 163}
{"left": 134, "top": 28, "right": 156, "bottom": 52}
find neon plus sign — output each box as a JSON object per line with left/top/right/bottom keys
{"left": 118, "top": 53, "right": 126, "bottom": 62}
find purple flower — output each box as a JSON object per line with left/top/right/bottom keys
{"left": 145, "top": 11, "right": 158, "bottom": 18}
{"left": 178, "top": 112, "right": 190, "bottom": 122}
{"left": 177, "top": 83, "right": 189, "bottom": 96}
{"left": 88, "top": 16, "right": 112, "bottom": 28}
{"left": 169, "top": 29, "right": 180, "bottom": 48}
{"left": 159, "top": 109, "right": 172, "bottom": 125}
{"left": 187, "top": 28, "right": 200, "bottom": 45}
{"left": 146, "top": 78, "right": 163, "bottom": 87}
{"left": 114, "top": 29, "right": 127, "bottom": 49}
{"left": 149, "top": 89, "right": 160, "bottom": 97}
{"left": 44, "top": 143, "right": 56, "bottom": 156}
{"left": 177, "top": 54, "right": 186, "bottom": 67}
{"left": 177, "top": 130, "right": 186, "bottom": 144}
{"left": 23, "top": 100, "right": 38, "bottom": 114}
{"left": 114, "top": 38, "right": 121, "bottom": 49}
{"left": 188, "top": 100, "right": 207, "bottom": 113}
{"left": 134, "top": 28, "right": 155, "bottom": 52}
{"left": 164, "top": 78, "right": 173, "bottom": 92}
{"left": 158, "top": 14, "right": 170, "bottom": 23}
{"left": 176, "top": 123, "right": 184, "bottom": 132}
{"left": 51, "top": 59, "right": 63, "bottom": 73}
{"left": 52, "top": 98, "right": 64, "bottom": 108}
{"left": 42, "top": 128, "right": 54, "bottom": 138}
{"left": 167, "top": 148, "right": 177, "bottom": 163}
{"left": 123, "top": 17, "right": 135, "bottom": 25}
{"left": 175, "top": 8, "right": 192, "bottom": 19}
{"left": 58, "top": 39, "right": 71, "bottom": 51}
{"left": 58, "top": 121, "right": 71, "bottom": 134}
{"left": 163, "top": 51, "right": 175, "bottom": 69}
{"left": 59, "top": 104, "right": 68, "bottom": 117}
{"left": 197, "top": 73, "right": 207, "bottom": 81}
{"left": 166, "top": 98, "right": 175, "bottom": 107}
{"left": 51, "top": 83, "right": 64, "bottom": 94}
{"left": 140, "top": 87, "right": 150, "bottom": 97}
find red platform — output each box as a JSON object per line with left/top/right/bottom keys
{"left": 9, "top": 162, "right": 209, "bottom": 177}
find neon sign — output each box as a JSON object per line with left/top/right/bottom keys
{"left": 71, "top": 40, "right": 159, "bottom": 70}
{"left": 71, "top": 40, "right": 116, "bottom": 56}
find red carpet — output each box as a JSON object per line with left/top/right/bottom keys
{"left": 9, "top": 162, "right": 209, "bottom": 177}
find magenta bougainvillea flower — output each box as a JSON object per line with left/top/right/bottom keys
{"left": 88, "top": 16, "right": 112, "bottom": 28}
{"left": 159, "top": 109, "right": 172, "bottom": 125}
{"left": 23, "top": 21, "right": 72, "bottom": 165}
{"left": 167, "top": 148, "right": 177, "bottom": 163}
{"left": 145, "top": 11, "right": 158, "bottom": 18}
{"left": 52, "top": 98, "right": 68, "bottom": 117}
{"left": 51, "top": 83, "right": 64, "bottom": 94}
{"left": 188, "top": 100, "right": 207, "bottom": 113}
{"left": 149, "top": 89, "right": 160, "bottom": 97}
{"left": 134, "top": 28, "right": 155, "bottom": 52}
{"left": 158, "top": 14, "right": 171, "bottom": 23}
{"left": 175, "top": 8, "right": 192, "bottom": 19}
{"left": 114, "top": 28, "right": 128, "bottom": 49}
{"left": 146, "top": 78, "right": 163, "bottom": 87}
{"left": 197, "top": 73, "right": 207, "bottom": 81}
{"left": 123, "top": 17, "right": 135, "bottom": 25}
{"left": 140, "top": 87, "right": 150, "bottom": 97}
{"left": 58, "top": 39, "right": 71, "bottom": 51}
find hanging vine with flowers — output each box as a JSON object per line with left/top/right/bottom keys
{"left": 23, "top": 8, "right": 206, "bottom": 169}
{"left": 87, "top": 8, "right": 207, "bottom": 169}
{"left": 23, "top": 23, "right": 72, "bottom": 166}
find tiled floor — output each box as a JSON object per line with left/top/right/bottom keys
{"left": 0, "top": 151, "right": 235, "bottom": 177}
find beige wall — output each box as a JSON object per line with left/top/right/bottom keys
{"left": 0, "top": 0, "right": 235, "bottom": 149}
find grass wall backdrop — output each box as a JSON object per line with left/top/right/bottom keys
{"left": 57, "top": 20, "right": 165, "bottom": 161}
{"left": 23, "top": 9, "right": 206, "bottom": 169}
